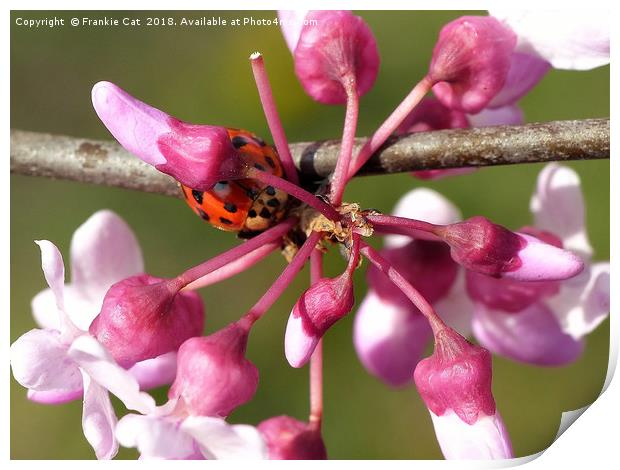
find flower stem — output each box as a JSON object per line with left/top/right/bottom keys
{"left": 309, "top": 249, "right": 324, "bottom": 430}
{"left": 365, "top": 213, "right": 441, "bottom": 241}
{"left": 242, "top": 231, "right": 323, "bottom": 326}
{"left": 178, "top": 218, "right": 296, "bottom": 286}
{"left": 245, "top": 167, "right": 340, "bottom": 221}
{"left": 360, "top": 242, "right": 447, "bottom": 336}
{"left": 329, "top": 76, "right": 360, "bottom": 206}
{"left": 347, "top": 75, "right": 434, "bottom": 179}
{"left": 250, "top": 52, "right": 300, "bottom": 185}
{"left": 182, "top": 242, "right": 279, "bottom": 291}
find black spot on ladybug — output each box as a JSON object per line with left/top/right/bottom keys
{"left": 197, "top": 208, "right": 210, "bottom": 221}
{"left": 248, "top": 209, "right": 258, "bottom": 218}
{"left": 259, "top": 208, "right": 271, "bottom": 219}
{"left": 246, "top": 189, "right": 259, "bottom": 199}
{"left": 254, "top": 163, "right": 266, "bottom": 171}
{"left": 265, "top": 186, "right": 276, "bottom": 196}
{"left": 232, "top": 136, "right": 248, "bottom": 149}
{"left": 192, "top": 190, "right": 204, "bottom": 204}
{"left": 267, "top": 198, "right": 280, "bottom": 208}
{"left": 224, "top": 202, "right": 238, "bottom": 213}
{"left": 264, "top": 156, "right": 276, "bottom": 168}
{"left": 219, "top": 217, "right": 233, "bottom": 225}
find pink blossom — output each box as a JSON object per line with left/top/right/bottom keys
{"left": 258, "top": 415, "right": 327, "bottom": 459}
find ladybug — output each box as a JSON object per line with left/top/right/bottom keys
{"left": 180, "top": 128, "right": 289, "bottom": 238}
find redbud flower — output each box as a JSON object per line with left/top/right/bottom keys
{"left": 258, "top": 415, "right": 327, "bottom": 460}
{"left": 168, "top": 322, "right": 259, "bottom": 417}
{"left": 429, "top": 16, "right": 517, "bottom": 113}
{"left": 280, "top": 10, "right": 380, "bottom": 104}
{"left": 414, "top": 328, "right": 513, "bottom": 459}
{"left": 90, "top": 274, "right": 204, "bottom": 368}
{"left": 285, "top": 263, "right": 355, "bottom": 368}
{"left": 92, "top": 81, "right": 244, "bottom": 191}
{"left": 439, "top": 216, "right": 584, "bottom": 281}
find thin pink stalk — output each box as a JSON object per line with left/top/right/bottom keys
{"left": 178, "top": 218, "right": 296, "bottom": 286}
{"left": 250, "top": 52, "right": 300, "bottom": 185}
{"left": 329, "top": 77, "right": 360, "bottom": 206}
{"left": 347, "top": 75, "right": 434, "bottom": 179}
{"left": 365, "top": 213, "right": 441, "bottom": 240}
{"left": 309, "top": 249, "right": 324, "bottom": 429}
{"left": 182, "top": 242, "right": 279, "bottom": 291}
{"left": 245, "top": 167, "right": 340, "bottom": 221}
{"left": 360, "top": 241, "right": 447, "bottom": 336}
{"left": 241, "top": 231, "right": 323, "bottom": 326}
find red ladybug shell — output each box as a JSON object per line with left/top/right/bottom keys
{"left": 180, "top": 128, "right": 289, "bottom": 235}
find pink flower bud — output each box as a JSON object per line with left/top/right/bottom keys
{"left": 284, "top": 10, "right": 380, "bottom": 104}
{"left": 429, "top": 16, "right": 517, "bottom": 113}
{"left": 92, "top": 81, "right": 244, "bottom": 191}
{"left": 440, "top": 216, "right": 584, "bottom": 281}
{"left": 258, "top": 416, "right": 327, "bottom": 460}
{"left": 397, "top": 97, "right": 469, "bottom": 134}
{"left": 89, "top": 274, "right": 204, "bottom": 368}
{"left": 285, "top": 273, "right": 355, "bottom": 367}
{"left": 168, "top": 322, "right": 258, "bottom": 417}
{"left": 367, "top": 240, "right": 458, "bottom": 308}
{"left": 414, "top": 328, "right": 496, "bottom": 425}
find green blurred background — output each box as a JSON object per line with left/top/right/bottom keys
{"left": 10, "top": 11, "right": 610, "bottom": 459}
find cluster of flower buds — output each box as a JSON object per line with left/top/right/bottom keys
{"left": 11, "top": 9, "right": 609, "bottom": 461}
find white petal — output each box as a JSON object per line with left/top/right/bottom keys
{"left": 530, "top": 163, "right": 592, "bottom": 258}
{"left": 129, "top": 352, "right": 178, "bottom": 390}
{"left": 82, "top": 371, "right": 119, "bottom": 459}
{"left": 278, "top": 10, "right": 309, "bottom": 52}
{"left": 547, "top": 262, "right": 610, "bottom": 339}
{"left": 70, "top": 210, "right": 144, "bottom": 305}
{"left": 27, "top": 387, "right": 83, "bottom": 404}
{"left": 116, "top": 414, "right": 197, "bottom": 460}
{"left": 385, "top": 189, "right": 462, "bottom": 248}
{"left": 467, "top": 105, "right": 524, "bottom": 127}
{"left": 430, "top": 410, "right": 513, "bottom": 459}
{"left": 433, "top": 271, "right": 474, "bottom": 337}
{"left": 10, "top": 329, "right": 82, "bottom": 392}
{"left": 32, "top": 285, "right": 101, "bottom": 333}
{"left": 68, "top": 335, "right": 156, "bottom": 414}
{"left": 31, "top": 288, "right": 60, "bottom": 330}
{"left": 490, "top": 10, "right": 609, "bottom": 70}
{"left": 181, "top": 416, "right": 267, "bottom": 460}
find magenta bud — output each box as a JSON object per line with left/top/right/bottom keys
{"left": 414, "top": 328, "right": 496, "bottom": 425}
{"left": 285, "top": 274, "right": 355, "bottom": 368}
{"left": 368, "top": 240, "right": 458, "bottom": 308}
{"left": 89, "top": 274, "right": 204, "bottom": 368}
{"left": 397, "top": 97, "right": 469, "bottom": 134}
{"left": 440, "top": 216, "right": 583, "bottom": 281}
{"left": 92, "top": 81, "right": 243, "bottom": 191}
{"left": 289, "top": 10, "right": 380, "bottom": 104}
{"left": 258, "top": 416, "right": 327, "bottom": 460}
{"left": 169, "top": 322, "right": 258, "bottom": 417}
{"left": 429, "top": 16, "right": 516, "bottom": 113}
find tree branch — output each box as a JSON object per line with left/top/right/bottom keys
{"left": 10, "top": 119, "right": 609, "bottom": 199}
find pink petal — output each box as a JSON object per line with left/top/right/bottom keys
{"left": 278, "top": 10, "right": 309, "bottom": 52}
{"left": 10, "top": 329, "right": 82, "bottom": 392}
{"left": 81, "top": 371, "right": 119, "bottom": 460}
{"left": 68, "top": 335, "right": 156, "bottom": 414}
{"left": 490, "top": 10, "right": 609, "bottom": 70}
{"left": 385, "top": 188, "right": 461, "bottom": 248}
{"left": 467, "top": 104, "right": 524, "bottom": 128}
{"left": 116, "top": 414, "right": 198, "bottom": 460}
{"left": 91, "top": 81, "right": 170, "bottom": 166}
{"left": 547, "top": 262, "right": 610, "bottom": 339}
{"left": 31, "top": 288, "right": 60, "bottom": 331}
{"left": 429, "top": 410, "right": 513, "bottom": 459}
{"left": 508, "top": 233, "right": 584, "bottom": 281}
{"left": 27, "top": 387, "right": 83, "bottom": 405}
{"left": 70, "top": 210, "right": 144, "bottom": 318}
{"left": 487, "top": 52, "right": 550, "bottom": 108}
{"left": 353, "top": 291, "right": 431, "bottom": 387}
{"left": 181, "top": 416, "right": 267, "bottom": 459}
{"left": 433, "top": 271, "right": 474, "bottom": 337}
{"left": 412, "top": 168, "right": 477, "bottom": 181}
{"left": 284, "top": 311, "right": 319, "bottom": 368}
{"left": 129, "top": 352, "right": 178, "bottom": 390}
{"left": 530, "top": 163, "right": 592, "bottom": 259}
{"left": 472, "top": 302, "right": 584, "bottom": 366}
